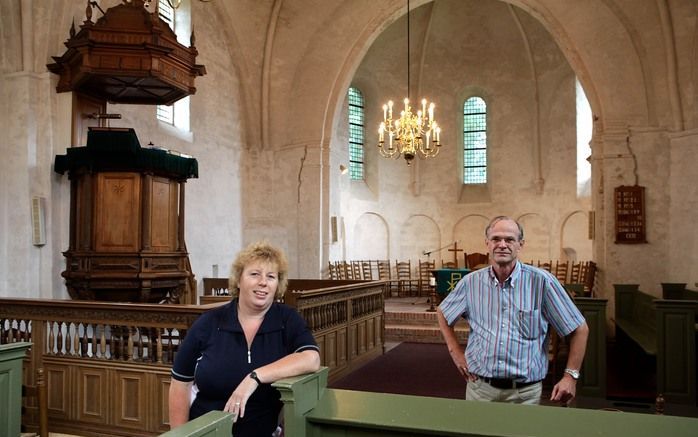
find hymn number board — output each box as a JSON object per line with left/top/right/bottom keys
{"left": 614, "top": 185, "right": 647, "bottom": 244}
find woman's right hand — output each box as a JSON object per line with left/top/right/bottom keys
{"left": 224, "top": 374, "right": 260, "bottom": 422}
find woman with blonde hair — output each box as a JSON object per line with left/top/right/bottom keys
{"left": 169, "top": 241, "right": 320, "bottom": 436}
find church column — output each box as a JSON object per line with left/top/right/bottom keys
{"left": 596, "top": 121, "right": 673, "bottom": 298}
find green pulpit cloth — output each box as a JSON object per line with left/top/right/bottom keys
{"left": 54, "top": 128, "right": 198, "bottom": 179}
{"left": 433, "top": 268, "right": 470, "bottom": 297}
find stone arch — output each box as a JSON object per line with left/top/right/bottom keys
{"left": 352, "top": 212, "right": 390, "bottom": 260}
{"left": 453, "top": 215, "right": 490, "bottom": 262}
{"left": 400, "top": 214, "right": 440, "bottom": 262}
{"left": 560, "top": 210, "right": 591, "bottom": 261}
{"left": 517, "top": 213, "right": 551, "bottom": 261}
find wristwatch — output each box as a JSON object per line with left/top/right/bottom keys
{"left": 564, "top": 368, "right": 580, "bottom": 380}
{"left": 249, "top": 371, "right": 262, "bottom": 385}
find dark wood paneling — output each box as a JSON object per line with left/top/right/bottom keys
{"left": 95, "top": 172, "right": 141, "bottom": 252}
{"left": 112, "top": 370, "right": 148, "bottom": 430}
{"left": 76, "top": 366, "right": 108, "bottom": 424}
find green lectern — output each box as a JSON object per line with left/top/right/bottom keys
{"left": 432, "top": 268, "right": 471, "bottom": 298}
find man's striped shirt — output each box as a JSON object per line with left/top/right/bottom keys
{"left": 440, "top": 261, "right": 585, "bottom": 383}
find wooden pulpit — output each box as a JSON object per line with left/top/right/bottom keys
{"left": 54, "top": 127, "right": 197, "bottom": 303}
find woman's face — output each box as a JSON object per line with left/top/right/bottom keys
{"left": 238, "top": 260, "right": 279, "bottom": 310}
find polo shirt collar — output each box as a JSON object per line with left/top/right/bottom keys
{"left": 219, "top": 298, "right": 285, "bottom": 333}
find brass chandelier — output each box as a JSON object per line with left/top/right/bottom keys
{"left": 377, "top": 0, "right": 442, "bottom": 166}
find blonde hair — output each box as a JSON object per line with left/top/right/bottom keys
{"left": 228, "top": 241, "right": 288, "bottom": 300}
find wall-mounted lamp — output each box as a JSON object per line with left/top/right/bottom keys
{"left": 339, "top": 164, "right": 348, "bottom": 175}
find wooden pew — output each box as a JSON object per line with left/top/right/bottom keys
{"left": 614, "top": 284, "right": 697, "bottom": 405}
{"left": 614, "top": 284, "right": 657, "bottom": 355}
{"left": 661, "top": 282, "right": 698, "bottom": 301}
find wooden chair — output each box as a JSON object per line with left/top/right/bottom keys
{"left": 22, "top": 367, "right": 48, "bottom": 437}
{"left": 441, "top": 260, "right": 457, "bottom": 269}
{"left": 569, "top": 261, "right": 584, "bottom": 283}
{"left": 361, "top": 261, "right": 373, "bottom": 280}
{"left": 583, "top": 261, "right": 597, "bottom": 296}
{"left": 376, "top": 260, "right": 393, "bottom": 296}
{"left": 537, "top": 260, "right": 553, "bottom": 272}
{"left": 465, "top": 252, "right": 489, "bottom": 270}
{"left": 327, "top": 261, "right": 338, "bottom": 280}
{"left": 336, "top": 261, "right": 350, "bottom": 280}
{"left": 395, "top": 260, "right": 416, "bottom": 297}
{"left": 553, "top": 261, "right": 569, "bottom": 284}
{"left": 418, "top": 259, "right": 435, "bottom": 296}
{"left": 350, "top": 261, "right": 362, "bottom": 280}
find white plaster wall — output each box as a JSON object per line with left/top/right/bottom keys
{"left": 1, "top": 0, "right": 697, "bottom": 301}
{"left": 337, "top": 0, "right": 591, "bottom": 268}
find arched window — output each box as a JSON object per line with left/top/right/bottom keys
{"left": 348, "top": 87, "right": 365, "bottom": 180}
{"left": 156, "top": 0, "right": 190, "bottom": 131}
{"left": 463, "top": 97, "right": 487, "bottom": 184}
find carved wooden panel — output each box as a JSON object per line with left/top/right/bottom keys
{"left": 374, "top": 317, "right": 383, "bottom": 349}
{"left": 323, "top": 331, "right": 338, "bottom": 368}
{"left": 44, "top": 364, "right": 70, "bottom": 420}
{"left": 112, "top": 370, "right": 148, "bottom": 430}
{"left": 76, "top": 366, "right": 108, "bottom": 424}
{"left": 348, "top": 324, "right": 357, "bottom": 360}
{"left": 95, "top": 173, "right": 141, "bottom": 252}
{"left": 337, "top": 328, "right": 348, "bottom": 368}
{"left": 356, "top": 321, "right": 367, "bottom": 355}
{"left": 76, "top": 172, "right": 94, "bottom": 251}
{"left": 154, "top": 374, "right": 172, "bottom": 433}
{"left": 366, "top": 317, "right": 375, "bottom": 350}
{"left": 149, "top": 177, "right": 178, "bottom": 252}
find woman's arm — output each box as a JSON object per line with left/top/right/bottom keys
{"left": 168, "top": 378, "right": 194, "bottom": 428}
{"left": 224, "top": 349, "right": 321, "bottom": 420}
{"left": 255, "top": 348, "right": 321, "bottom": 383}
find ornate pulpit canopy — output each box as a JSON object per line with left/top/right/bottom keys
{"left": 47, "top": 0, "right": 206, "bottom": 105}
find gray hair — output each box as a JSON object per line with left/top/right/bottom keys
{"left": 485, "top": 216, "right": 524, "bottom": 241}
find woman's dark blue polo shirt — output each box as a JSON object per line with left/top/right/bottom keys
{"left": 171, "top": 299, "right": 318, "bottom": 436}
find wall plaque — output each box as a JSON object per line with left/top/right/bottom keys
{"left": 614, "top": 185, "right": 647, "bottom": 244}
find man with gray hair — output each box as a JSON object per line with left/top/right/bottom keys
{"left": 437, "top": 216, "right": 588, "bottom": 404}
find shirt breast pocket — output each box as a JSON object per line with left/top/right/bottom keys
{"left": 516, "top": 309, "right": 542, "bottom": 340}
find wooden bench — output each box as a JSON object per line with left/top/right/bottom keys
{"left": 614, "top": 284, "right": 657, "bottom": 355}
{"left": 615, "top": 284, "right": 698, "bottom": 405}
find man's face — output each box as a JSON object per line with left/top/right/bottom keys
{"left": 486, "top": 219, "right": 524, "bottom": 266}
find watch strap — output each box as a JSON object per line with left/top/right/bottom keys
{"left": 249, "top": 371, "right": 262, "bottom": 385}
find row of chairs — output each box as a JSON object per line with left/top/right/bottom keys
{"left": 327, "top": 257, "right": 488, "bottom": 298}
{"left": 328, "top": 253, "right": 490, "bottom": 281}
{"left": 328, "top": 258, "right": 597, "bottom": 297}
{"left": 525, "top": 260, "right": 597, "bottom": 296}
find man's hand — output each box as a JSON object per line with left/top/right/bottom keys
{"left": 550, "top": 373, "right": 576, "bottom": 404}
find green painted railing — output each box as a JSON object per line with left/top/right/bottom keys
{"left": 165, "top": 363, "right": 697, "bottom": 437}
{"left": 158, "top": 411, "right": 233, "bottom": 437}
{"left": 271, "top": 368, "right": 698, "bottom": 437}
{"left": 0, "top": 341, "right": 32, "bottom": 437}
